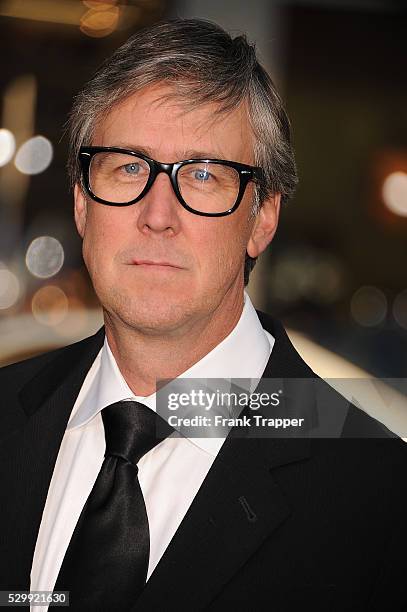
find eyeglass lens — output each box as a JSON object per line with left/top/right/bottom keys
{"left": 89, "top": 152, "right": 240, "bottom": 213}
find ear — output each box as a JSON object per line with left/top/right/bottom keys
{"left": 247, "top": 193, "right": 281, "bottom": 258}
{"left": 74, "top": 183, "right": 88, "bottom": 239}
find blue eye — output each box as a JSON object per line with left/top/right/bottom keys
{"left": 123, "top": 163, "right": 140, "bottom": 175}
{"left": 194, "top": 169, "right": 210, "bottom": 181}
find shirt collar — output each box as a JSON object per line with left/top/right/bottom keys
{"left": 67, "top": 292, "right": 274, "bottom": 456}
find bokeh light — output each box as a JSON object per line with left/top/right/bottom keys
{"left": 31, "top": 285, "right": 69, "bottom": 326}
{"left": 14, "top": 135, "right": 53, "bottom": 175}
{"left": 80, "top": 3, "right": 120, "bottom": 38}
{"left": 393, "top": 289, "right": 407, "bottom": 330}
{"left": 0, "top": 266, "right": 20, "bottom": 310}
{"left": 25, "top": 236, "right": 64, "bottom": 279}
{"left": 54, "top": 297, "right": 89, "bottom": 338}
{"left": 83, "top": 1, "right": 118, "bottom": 7}
{"left": 382, "top": 171, "right": 407, "bottom": 217}
{"left": 0, "top": 128, "right": 16, "bottom": 167}
{"left": 350, "top": 286, "right": 387, "bottom": 327}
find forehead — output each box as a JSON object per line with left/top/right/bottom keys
{"left": 92, "top": 83, "right": 254, "bottom": 164}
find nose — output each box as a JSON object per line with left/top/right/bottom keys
{"left": 136, "top": 171, "right": 181, "bottom": 235}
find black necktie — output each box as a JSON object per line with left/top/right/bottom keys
{"left": 53, "top": 400, "right": 174, "bottom": 611}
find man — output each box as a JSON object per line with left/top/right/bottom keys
{"left": 0, "top": 18, "right": 406, "bottom": 612}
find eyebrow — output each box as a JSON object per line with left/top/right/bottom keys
{"left": 106, "top": 142, "right": 228, "bottom": 161}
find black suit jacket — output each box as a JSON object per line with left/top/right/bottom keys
{"left": 0, "top": 312, "right": 406, "bottom": 611}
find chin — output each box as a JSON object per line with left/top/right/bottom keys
{"left": 105, "top": 288, "right": 198, "bottom": 335}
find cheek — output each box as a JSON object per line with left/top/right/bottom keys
{"left": 82, "top": 208, "right": 124, "bottom": 276}
{"left": 192, "top": 221, "right": 249, "bottom": 285}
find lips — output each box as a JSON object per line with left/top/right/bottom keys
{"left": 131, "top": 259, "right": 182, "bottom": 269}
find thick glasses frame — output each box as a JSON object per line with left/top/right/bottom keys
{"left": 79, "top": 146, "right": 263, "bottom": 217}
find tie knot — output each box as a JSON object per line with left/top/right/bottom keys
{"left": 102, "top": 400, "right": 174, "bottom": 466}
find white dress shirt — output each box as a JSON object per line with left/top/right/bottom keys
{"left": 30, "top": 293, "right": 274, "bottom": 610}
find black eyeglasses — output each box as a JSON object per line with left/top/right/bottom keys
{"left": 79, "top": 146, "right": 263, "bottom": 217}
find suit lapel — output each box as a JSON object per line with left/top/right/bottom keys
{"left": 132, "top": 313, "right": 313, "bottom": 610}
{"left": 0, "top": 328, "right": 105, "bottom": 589}
{"left": 133, "top": 434, "right": 311, "bottom": 611}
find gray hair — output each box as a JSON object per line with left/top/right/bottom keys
{"left": 67, "top": 18, "right": 298, "bottom": 285}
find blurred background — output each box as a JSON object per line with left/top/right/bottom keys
{"left": 0, "top": 0, "right": 406, "bottom": 381}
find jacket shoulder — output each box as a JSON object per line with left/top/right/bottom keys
{"left": 0, "top": 345, "right": 68, "bottom": 391}
{"left": 0, "top": 330, "right": 103, "bottom": 394}
{"left": 256, "top": 310, "right": 405, "bottom": 441}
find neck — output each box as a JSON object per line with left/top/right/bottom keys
{"left": 103, "top": 290, "right": 245, "bottom": 396}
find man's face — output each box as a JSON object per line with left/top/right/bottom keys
{"left": 74, "top": 83, "right": 279, "bottom": 336}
